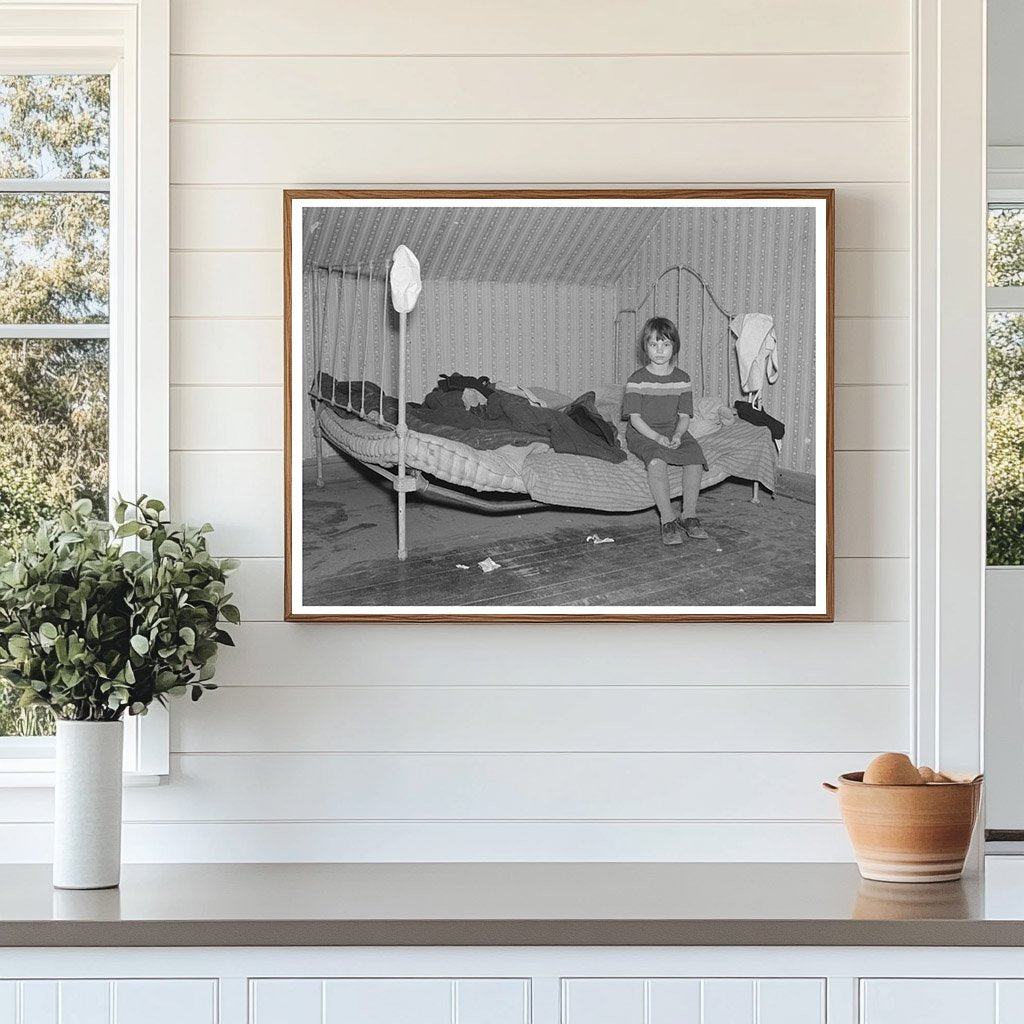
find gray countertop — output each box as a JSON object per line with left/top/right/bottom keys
{"left": 4, "top": 861, "right": 1024, "bottom": 947}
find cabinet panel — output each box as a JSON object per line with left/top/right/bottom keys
{"left": 114, "top": 981, "right": 217, "bottom": 1024}
{"left": 0, "top": 983, "right": 15, "bottom": 1024}
{"left": 861, "top": 981, "right": 996, "bottom": 1023}
{"left": 18, "top": 983, "right": 56, "bottom": 1024}
{"left": 323, "top": 980, "right": 450, "bottom": 1024}
{"left": 563, "top": 978, "right": 825, "bottom": 1024}
{"left": 648, "top": 980, "right": 702, "bottom": 1022}
{"left": 702, "top": 980, "right": 754, "bottom": 1024}
{"left": 757, "top": 980, "right": 825, "bottom": 1024}
{"left": 998, "top": 980, "right": 1024, "bottom": 1022}
{"left": 455, "top": 980, "right": 529, "bottom": 1024}
{"left": 251, "top": 979, "right": 322, "bottom": 1024}
{"left": 58, "top": 982, "right": 110, "bottom": 1024}
{"left": 251, "top": 979, "right": 528, "bottom": 1024}
{"left": 563, "top": 980, "right": 644, "bottom": 1023}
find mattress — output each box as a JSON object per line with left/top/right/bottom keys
{"left": 316, "top": 402, "right": 777, "bottom": 512}
{"left": 316, "top": 404, "right": 539, "bottom": 493}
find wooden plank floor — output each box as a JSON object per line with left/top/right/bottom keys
{"left": 301, "top": 462, "right": 815, "bottom": 609}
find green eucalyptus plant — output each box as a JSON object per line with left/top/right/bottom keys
{"left": 0, "top": 496, "right": 239, "bottom": 722}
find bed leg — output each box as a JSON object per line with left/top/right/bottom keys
{"left": 314, "top": 422, "right": 325, "bottom": 488}
{"left": 751, "top": 481, "right": 761, "bottom": 505}
{"left": 394, "top": 471, "right": 416, "bottom": 561}
{"left": 398, "top": 491, "right": 408, "bottom": 561}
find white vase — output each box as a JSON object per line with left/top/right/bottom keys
{"left": 53, "top": 720, "right": 124, "bottom": 889}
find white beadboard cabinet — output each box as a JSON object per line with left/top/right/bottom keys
{"left": 860, "top": 979, "right": 1024, "bottom": 1023}
{"left": 6, "top": 949, "right": 1024, "bottom": 1024}
{"left": 0, "top": 979, "right": 218, "bottom": 1024}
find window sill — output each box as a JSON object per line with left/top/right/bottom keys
{"left": 0, "top": 767, "right": 165, "bottom": 788}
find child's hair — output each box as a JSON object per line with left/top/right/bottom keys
{"left": 638, "top": 316, "right": 681, "bottom": 361}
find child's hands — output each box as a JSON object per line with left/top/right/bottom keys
{"left": 657, "top": 434, "right": 674, "bottom": 448}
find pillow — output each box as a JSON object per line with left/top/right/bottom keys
{"left": 589, "top": 383, "right": 627, "bottom": 426}
{"left": 526, "top": 385, "right": 573, "bottom": 410}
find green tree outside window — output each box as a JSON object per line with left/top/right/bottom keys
{"left": 988, "top": 208, "right": 1024, "bottom": 566}
{"left": 0, "top": 75, "right": 110, "bottom": 736}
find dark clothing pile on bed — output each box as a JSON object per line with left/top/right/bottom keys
{"left": 733, "top": 400, "right": 786, "bottom": 441}
{"left": 315, "top": 374, "right": 626, "bottom": 465}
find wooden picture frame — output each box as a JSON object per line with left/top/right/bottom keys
{"left": 284, "top": 189, "right": 834, "bottom": 622}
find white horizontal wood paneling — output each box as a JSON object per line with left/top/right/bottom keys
{"left": 170, "top": 451, "right": 282, "bottom": 557}
{"left": 172, "top": 55, "right": 908, "bottom": 121}
{"left": 834, "top": 251, "right": 909, "bottom": 318}
{"left": 170, "top": 0, "right": 909, "bottom": 55}
{"left": 834, "top": 452, "right": 910, "bottom": 558}
{"left": 211, "top": 622, "right": 910, "bottom": 687}
{"left": 170, "top": 320, "right": 282, "bottom": 386}
{"left": 85, "top": 0, "right": 917, "bottom": 865}
{"left": 170, "top": 253, "right": 280, "bottom": 318}
{"left": 833, "top": 558, "right": 909, "bottom": 621}
{"left": 223, "top": 558, "right": 283, "bottom": 620}
{"left": 171, "top": 685, "right": 909, "bottom": 753}
{"left": 834, "top": 319, "right": 909, "bottom": 386}
{"left": 170, "top": 386, "right": 281, "bottom": 450}
{"left": 170, "top": 121, "right": 909, "bottom": 186}
{"left": 225, "top": 556, "right": 908, "bottom": 623}
{"left": 170, "top": 184, "right": 909, "bottom": 252}
{"left": 834, "top": 386, "right": 910, "bottom": 451}
{"left": 113, "top": 752, "right": 864, "bottom": 821}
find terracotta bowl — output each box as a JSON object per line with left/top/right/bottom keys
{"left": 823, "top": 772, "right": 983, "bottom": 883}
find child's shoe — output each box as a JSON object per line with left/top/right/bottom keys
{"left": 679, "top": 516, "right": 709, "bottom": 540}
{"left": 661, "top": 520, "right": 683, "bottom": 545}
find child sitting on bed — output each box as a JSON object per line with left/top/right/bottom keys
{"left": 623, "top": 316, "right": 709, "bottom": 546}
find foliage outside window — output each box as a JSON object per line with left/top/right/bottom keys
{"left": 0, "top": 75, "right": 110, "bottom": 736}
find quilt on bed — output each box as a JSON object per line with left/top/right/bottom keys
{"left": 313, "top": 377, "right": 777, "bottom": 511}
{"left": 315, "top": 374, "right": 624, "bottom": 464}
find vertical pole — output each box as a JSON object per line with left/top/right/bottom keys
{"left": 396, "top": 309, "right": 409, "bottom": 560}
{"left": 314, "top": 419, "right": 325, "bottom": 488}
{"left": 380, "top": 259, "right": 390, "bottom": 421}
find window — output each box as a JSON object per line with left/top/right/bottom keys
{"left": 986, "top": 205, "right": 1024, "bottom": 565}
{"left": 0, "top": 3, "right": 169, "bottom": 779}
{"left": 0, "top": 73, "right": 111, "bottom": 739}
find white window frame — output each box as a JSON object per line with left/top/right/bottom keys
{"left": 0, "top": 0, "right": 169, "bottom": 784}
{"left": 914, "top": 0, "right": 986, "bottom": 824}
{"left": 983, "top": 162, "right": 1024, "bottom": 838}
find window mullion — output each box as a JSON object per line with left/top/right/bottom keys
{"left": 0, "top": 324, "right": 111, "bottom": 339}
{"left": 987, "top": 286, "right": 1024, "bottom": 312}
{"left": 0, "top": 178, "right": 110, "bottom": 193}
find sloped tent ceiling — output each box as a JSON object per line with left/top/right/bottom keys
{"left": 303, "top": 205, "right": 665, "bottom": 286}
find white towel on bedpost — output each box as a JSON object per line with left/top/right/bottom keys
{"left": 730, "top": 312, "right": 779, "bottom": 408}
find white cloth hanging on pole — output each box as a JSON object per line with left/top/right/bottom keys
{"left": 390, "top": 244, "right": 422, "bottom": 313}
{"left": 730, "top": 312, "right": 778, "bottom": 409}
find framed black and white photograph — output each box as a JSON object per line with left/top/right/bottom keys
{"left": 284, "top": 189, "right": 833, "bottom": 622}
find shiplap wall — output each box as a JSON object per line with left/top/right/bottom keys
{"left": 0, "top": 0, "right": 913, "bottom": 861}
